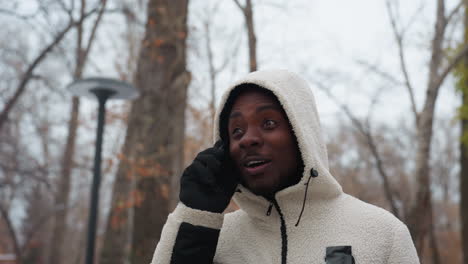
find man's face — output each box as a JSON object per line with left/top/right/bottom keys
{"left": 227, "top": 89, "right": 302, "bottom": 198}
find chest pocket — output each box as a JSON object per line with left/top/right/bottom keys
{"left": 324, "top": 246, "right": 355, "bottom": 264}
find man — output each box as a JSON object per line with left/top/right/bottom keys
{"left": 151, "top": 69, "right": 420, "bottom": 264}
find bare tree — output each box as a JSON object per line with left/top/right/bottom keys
{"left": 48, "top": 1, "right": 108, "bottom": 264}
{"left": 233, "top": 0, "right": 257, "bottom": 71}
{"left": 0, "top": 2, "right": 101, "bottom": 132}
{"left": 0, "top": 207, "right": 22, "bottom": 264}
{"left": 462, "top": 60, "right": 468, "bottom": 264}
{"left": 314, "top": 0, "right": 468, "bottom": 260}
{"left": 0, "top": 87, "right": 59, "bottom": 264}
{"left": 100, "top": 0, "right": 191, "bottom": 263}
{"left": 199, "top": 1, "right": 240, "bottom": 143}
{"left": 459, "top": 1, "right": 468, "bottom": 263}
{"left": 21, "top": 185, "right": 55, "bottom": 264}
{"left": 325, "top": 114, "right": 462, "bottom": 263}
{"left": 389, "top": 0, "right": 468, "bottom": 258}
{"left": 312, "top": 78, "right": 401, "bottom": 219}
{"left": 204, "top": 2, "right": 223, "bottom": 124}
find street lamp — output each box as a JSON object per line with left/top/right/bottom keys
{"left": 68, "top": 77, "right": 139, "bottom": 264}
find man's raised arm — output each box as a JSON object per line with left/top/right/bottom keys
{"left": 150, "top": 141, "right": 238, "bottom": 264}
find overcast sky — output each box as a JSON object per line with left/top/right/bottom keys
{"left": 13, "top": 0, "right": 460, "bottom": 124}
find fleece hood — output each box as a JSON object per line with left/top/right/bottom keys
{"left": 213, "top": 69, "right": 343, "bottom": 221}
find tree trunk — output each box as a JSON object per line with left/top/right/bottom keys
{"left": 205, "top": 20, "right": 217, "bottom": 124}
{"left": 429, "top": 217, "right": 441, "bottom": 264}
{"left": 100, "top": 1, "right": 190, "bottom": 263}
{"left": 0, "top": 207, "right": 22, "bottom": 264}
{"left": 48, "top": 1, "right": 86, "bottom": 260}
{"left": 233, "top": 0, "right": 257, "bottom": 72}
{"left": 406, "top": 0, "right": 444, "bottom": 260}
{"left": 48, "top": 97, "right": 80, "bottom": 264}
{"left": 49, "top": 1, "right": 106, "bottom": 262}
{"left": 130, "top": 1, "right": 190, "bottom": 262}
{"left": 461, "top": 3, "right": 468, "bottom": 263}
{"left": 461, "top": 84, "right": 468, "bottom": 264}
{"left": 245, "top": 0, "right": 257, "bottom": 72}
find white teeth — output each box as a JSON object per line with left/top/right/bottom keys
{"left": 246, "top": 160, "right": 265, "bottom": 167}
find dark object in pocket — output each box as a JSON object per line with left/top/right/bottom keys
{"left": 325, "top": 246, "right": 356, "bottom": 264}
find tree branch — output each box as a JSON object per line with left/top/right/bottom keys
{"left": 401, "top": 1, "right": 426, "bottom": 37}
{"left": 232, "top": 0, "right": 245, "bottom": 12}
{"left": 56, "top": 0, "right": 74, "bottom": 20}
{"left": 82, "top": 0, "right": 107, "bottom": 65}
{"left": 0, "top": 205, "right": 22, "bottom": 264}
{"left": 435, "top": 42, "right": 468, "bottom": 90}
{"left": 312, "top": 78, "right": 401, "bottom": 219}
{"left": 445, "top": 1, "right": 463, "bottom": 27}
{"left": 0, "top": 7, "right": 99, "bottom": 132}
{"left": 386, "top": 0, "right": 419, "bottom": 124}
{"left": 215, "top": 33, "right": 241, "bottom": 75}
{"left": 20, "top": 204, "right": 72, "bottom": 255}
{"left": 355, "top": 59, "right": 403, "bottom": 86}
{"left": 0, "top": 8, "right": 39, "bottom": 20}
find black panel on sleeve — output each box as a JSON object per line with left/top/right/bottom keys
{"left": 170, "top": 222, "right": 220, "bottom": 264}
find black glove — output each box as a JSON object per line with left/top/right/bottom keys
{"left": 179, "top": 140, "right": 239, "bottom": 213}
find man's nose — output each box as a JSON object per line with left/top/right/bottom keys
{"left": 239, "top": 128, "right": 262, "bottom": 148}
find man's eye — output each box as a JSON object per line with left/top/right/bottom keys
{"left": 232, "top": 127, "right": 243, "bottom": 135}
{"left": 264, "top": 120, "right": 277, "bottom": 129}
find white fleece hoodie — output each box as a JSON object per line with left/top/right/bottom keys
{"left": 151, "top": 69, "right": 420, "bottom": 264}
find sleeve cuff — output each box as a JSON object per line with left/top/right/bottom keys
{"left": 171, "top": 202, "right": 224, "bottom": 229}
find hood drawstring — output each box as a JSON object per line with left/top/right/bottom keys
{"left": 295, "top": 168, "right": 318, "bottom": 227}
{"left": 266, "top": 202, "right": 273, "bottom": 216}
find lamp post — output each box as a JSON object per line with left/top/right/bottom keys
{"left": 68, "top": 78, "right": 139, "bottom": 264}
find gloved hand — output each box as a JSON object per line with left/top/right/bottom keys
{"left": 179, "top": 140, "right": 239, "bottom": 213}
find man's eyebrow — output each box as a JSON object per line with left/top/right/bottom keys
{"left": 256, "top": 104, "right": 282, "bottom": 113}
{"left": 229, "top": 111, "right": 241, "bottom": 119}
{"left": 229, "top": 104, "right": 282, "bottom": 119}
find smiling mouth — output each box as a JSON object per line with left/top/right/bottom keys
{"left": 244, "top": 159, "right": 270, "bottom": 168}
{"left": 242, "top": 159, "right": 272, "bottom": 175}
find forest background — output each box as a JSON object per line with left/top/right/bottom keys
{"left": 0, "top": 0, "right": 467, "bottom": 263}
